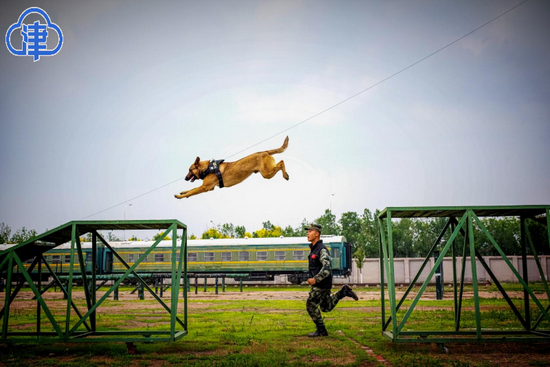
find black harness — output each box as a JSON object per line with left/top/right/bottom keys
{"left": 199, "top": 159, "right": 225, "bottom": 188}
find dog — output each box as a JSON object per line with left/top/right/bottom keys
{"left": 174, "top": 136, "right": 289, "bottom": 199}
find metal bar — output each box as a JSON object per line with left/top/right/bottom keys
{"left": 11, "top": 253, "right": 64, "bottom": 337}
{"left": 524, "top": 220, "right": 550, "bottom": 303}
{"left": 383, "top": 217, "right": 452, "bottom": 330}
{"left": 96, "top": 231, "right": 183, "bottom": 325}
{"left": 91, "top": 230, "right": 97, "bottom": 331}
{"left": 456, "top": 217, "right": 468, "bottom": 331}
{"left": 468, "top": 210, "right": 482, "bottom": 340}
{"left": 69, "top": 229, "right": 184, "bottom": 334}
{"left": 180, "top": 228, "right": 188, "bottom": 330}
{"left": 378, "top": 217, "right": 385, "bottom": 331}
{"left": 534, "top": 304, "right": 550, "bottom": 330}
{"left": 473, "top": 215, "right": 550, "bottom": 323}
{"left": 66, "top": 224, "right": 77, "bottom": 337}
{"left": 1, "top": 254, "right": 13, "bottom": 339}
{"left": 475, "top": 247, "right": 527, "bottom": 329}
{"left": 396, "top": 212, "right": 468, "bottom": 334}
{"left": 0, "top": 256, "right": 40, "bottom": 321}
{"left": 521, "top": 216, "right": 530, "bottom": 330}
{"left": 40, "top": 256, "right": 91, "bottom": 331}
{"left": 378, "top": 217, "right": 391, "bottom": 332}
{"left": 386, "top": 210, "right": 398, "bottom": 337}
{"left": 451, "top": 219, "right": 458, "bottom": 330}
{"left": 75, "top": 232, "right": 93, "bottom": 324}
{"left": 170, "top": 224, "right": 177, "bottom": 340}
{"left": 37, "top": 256, "right": 41, "bottom": 334}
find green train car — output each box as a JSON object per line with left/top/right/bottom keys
{"left": 25, "top": 235, "right": 351, "bottom": 284}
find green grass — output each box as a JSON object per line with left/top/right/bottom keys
{"left": 1, "top": 283, "right": 550, "bottom": 366}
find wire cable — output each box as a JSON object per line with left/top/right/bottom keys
{"left": 83, "top": 0, "right": 529, "bottom": 219}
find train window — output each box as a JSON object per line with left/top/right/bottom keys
{"left": 64, "top": 255, "right": 71, "bottom": 263}
{"left": 257, "top": 251, "right": 267, "bottom": 261}
{"left": 155, "top": 253, "right": 164, "bottom": 262}
{"left": 188, "top": 253, "right": 198, "bottom": 262}
{"left": 128, "top": 254, "right": 134, "bottom": 263}
{"left": 86, "top": 253, "right": 92, "bottom": 262}
{"left": 51, "top": 255, "right": 60, "bottom": 263}
{"left": 176, "top": 253, "right": 180, "bottom": 262}
{"left": 293, "top": 251, "right": 304, "bottom": 261}
{"left": 221, "top": 252, "right": 232, "bottom": 261}
{"left": 275, "top": 251, "right": 285, "bottom": 261}
{"left": 135, "top": 254, "right": 148, "bottom": 262}
{"left": 238, "top": 252, "right": 249, "bottom": 261}
{"left": 204, "top": 252, "right": 214, "bottom": 261}
{"left": 331, "top": 248, "right": 340, "bottom": 258}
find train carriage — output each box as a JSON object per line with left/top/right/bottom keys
{"left": 8, "top": 235, "right": 351, "bottom": 284}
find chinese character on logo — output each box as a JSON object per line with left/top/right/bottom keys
{"left": 5, "top": 7, "right": 63, "bottom": 62}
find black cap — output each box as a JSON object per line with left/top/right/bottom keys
{"left": 304, "top": 223, "right": 322, "bottom": 233}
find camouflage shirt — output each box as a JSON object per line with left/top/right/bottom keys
{"left": 313, "top": 248, "right": 332, "bottom": 284}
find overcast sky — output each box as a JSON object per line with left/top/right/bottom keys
{"left": 1, "top": 0, "right": 549, "bottom": 239}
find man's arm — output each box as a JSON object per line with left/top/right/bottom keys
{"left": 313, "top": 248, "right": 332, "bottom": 283}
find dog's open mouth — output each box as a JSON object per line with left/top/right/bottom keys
{"left": 185, "top": 172, "right": 197, "bottom": 182}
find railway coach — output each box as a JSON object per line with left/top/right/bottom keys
{"left": 15, "top": 235, "right": 352, "bottom": 284}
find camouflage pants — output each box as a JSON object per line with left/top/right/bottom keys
{"left": 306, "top": 287, "right": 341, "bottom": 324}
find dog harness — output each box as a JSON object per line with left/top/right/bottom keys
{"left": 199, "top": 159, "right": 225, "bottom": 188}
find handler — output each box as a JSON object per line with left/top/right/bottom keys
{"left": 305, "top": 223, "right": 358, "bottom": 337}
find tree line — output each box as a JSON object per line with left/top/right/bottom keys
{"left": 2, "top": 209, "right": 548, "bottom": 261}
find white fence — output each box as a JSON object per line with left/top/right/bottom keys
{"left": 341, "top": 255, "right": 550, "bottom": 285}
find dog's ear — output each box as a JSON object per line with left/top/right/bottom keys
{"left": 194, "top": 157, "right": 201, "bottom": 167}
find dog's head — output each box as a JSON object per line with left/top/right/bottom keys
{"left": 185, "top": 157, "right": 203, "bottom": 182}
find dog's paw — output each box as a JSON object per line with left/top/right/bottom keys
{"left": 174, "top": 194, "right": 183, "bottom": 199}
{"left": 283, "top": 172, "right": 289, "bottom": 180}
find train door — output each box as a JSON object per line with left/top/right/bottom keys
{"left": 104, "top": 250, "right": 113, "bottom": 273}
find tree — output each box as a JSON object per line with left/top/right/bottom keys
{"left": 315, "top": 209, "right": 340, "bottom": 235}
{"left": 282, "top": 225, "right": 298, "bottom": 237}
{"left": 201, "top": 228, "right": 228, "bottom": 239}
{"left": 235, "top": 226, "right": 246, "bottom": 238}
{"left": 10, "top": 227, "right": 37, "bottom": 244}
{"left": 220, "top": 223, "right": 236, "bottom": 238}
{"left": 0, "top": 223, "right": 11, "bottom": 244}
{"left": 340, "top": 211, "right": 362, "bottom": 254}
{"left": 253, "top": 221, "right": 283, "bottom": 238}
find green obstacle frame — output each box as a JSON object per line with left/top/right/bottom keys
{"left": 378, "top": 206, "right": 550, "bottom": 344}
{"left": 0, "top": 220, "right": 188, "bottom": 344}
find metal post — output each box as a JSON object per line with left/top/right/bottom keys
{"left": 215, "top": 277, "right": 219, "bottom": 295}
{"left": 434, "top": 251, "right": 443, "bottom": 300}
{"left": 139, "top": 283, "right": 144, "bottom": 300}
{"left": 195, "top": 276, "right": 198, "bottom": 294}
{"left": 222, "top": 277, "right": 226, "bottom": 292}
{"left": 521, "top": 216, "right": 530, "bottom": 330}
{"left": 37, "top": 256, "right": 41, "bottom": 334}
{"left": 240, "top": 278, "right": 243, "bottom": 292}
{"left": 114, "top": 286, "right": 119, "bottom": 301}
{"left": 204, "top": 277, "right": 207, "bottom": 292}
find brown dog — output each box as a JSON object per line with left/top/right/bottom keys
{"left": 174, "top": 136, "right": 290, "bottom": 199}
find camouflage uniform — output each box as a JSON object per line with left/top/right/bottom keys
{"left": 306, "top": 246, "right": 341, "bottom": 324}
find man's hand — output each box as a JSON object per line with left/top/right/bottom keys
{"left": 307, "top": 278, "right": 316, "bottom": 285}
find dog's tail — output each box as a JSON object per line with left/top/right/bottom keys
{"left": 265, "top": 136, "right": 289, "bottom": 155}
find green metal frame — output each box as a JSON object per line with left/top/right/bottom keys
{"left": 0, "top": 219, "right": 188, "bottom": 344}
{"left": 378, "top": 206, "right": 550, "bottom": 343}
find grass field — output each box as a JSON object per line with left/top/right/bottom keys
{"left": 1, "top": 284, "right": 549, "bottom": 366}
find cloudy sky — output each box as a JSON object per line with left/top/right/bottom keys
{"left": 1, "top": 0, "right": 549, "bottom": 239}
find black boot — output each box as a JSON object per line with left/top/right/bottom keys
{"left": 339, "top": 284, "right": 359, "bottom": 301}
{"left": 307, "top": 321, "right": 328, "bottom": 337}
